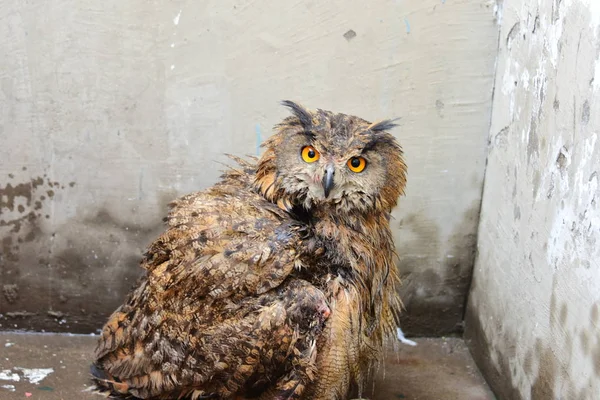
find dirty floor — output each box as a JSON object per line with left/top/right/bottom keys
{"left": 0, "top": 333, "right": 494, "bottom": 400}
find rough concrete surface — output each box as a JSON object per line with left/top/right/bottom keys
{"left": 0, "top": 333, "right": 493, "bottom": 400}
{"left": 0, "top": 0, "right": 499, "bottom": 336}
{"left": 466, "top": 0, "right": 600, "bottom": 399}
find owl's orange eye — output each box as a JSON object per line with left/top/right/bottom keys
{"left": 301, "top": 146, "right": 320, "bottom": 163}
{"left": 347, "top": 156, "right": 367, "bottom": 173}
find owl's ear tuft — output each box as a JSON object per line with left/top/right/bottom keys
{"left": 281, "top": 100, "right": 313, "bottom": 127}
{"left": 368, "top": 118, "right": 400, "bottom": 132}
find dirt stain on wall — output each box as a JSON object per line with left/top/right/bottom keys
{"left": 0, "top": 177, "right": 46, "bottom": 235}
{"left": 1, "top": 173, "right": 164, "bottom": 333}
{"left": 398, "top": 200, "right": 482, "bottom": 336}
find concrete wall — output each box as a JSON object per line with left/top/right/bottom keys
{"left": 0, "top": 0, "right": 498, "bottom": 334}
{"left": 466, "top": 0, "right": 600, "bottom": 398}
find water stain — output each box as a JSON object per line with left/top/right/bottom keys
{"left": 0, "top": 177, "right": 137, "bottom": 333}
{"left": 580, "top": 330, "right": 590, "bottom": 355}
{"left": 464, "top": 302, "right": 521, "bottom": 399}
{"left": 2, "top": 284, "right": 19, "bottom": 304}
{"left": 581, "top": 100, "right": 590, "bottom": 125}
{"left": 435, "top": 100, "right": 445, "bottom": 118}
{"left": 530, "top": 340, "right": 557, "bottom": 399}
{"left": 86, "top": 208, "right": 161, "bottom": 236}
{"left": 513, "top": 205, "right": 521, "bottom": 220}
{"left": 2, "top": 235, "right": 19, "bottom": 262}
{"left": 532, "top": 170, "right": 541, "bottom": 199}
{"left": 398, "top": 199, "right": 481, "bottom": 336}
{"left": 0, "top": 175, "right": 69, "bottom": 238}
{"left": 527, "top": 118, "right": 539, "bottom": 164}
{"left": 396, "top": 212, "right": 442, "bottom": 335}
{"left": 523, "top": 349, "right": 533, "bottom": 375}
{"left": 1, "top": 210, "right": 37, "bottom": 236}
{"left": 559, "top": 303, "right": 568, "bottom": 325}
{"left": 545, "top": 173, "right": 555, "bottom": 199}
{"left": 591, "top": 303, "right": 598, "bottom": 324}
{"left": 593, "top": 339, "right": 600, "bottom": 377}
{"left": 0, "top": 177, "right": 44, "bottom": 211}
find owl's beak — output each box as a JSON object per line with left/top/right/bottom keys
{"left": 322, "top": 164, "right": 335, "bottom": 198}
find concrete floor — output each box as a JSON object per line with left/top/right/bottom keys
{"left": 0, "top": 332, "right": 494, "bottom": 400}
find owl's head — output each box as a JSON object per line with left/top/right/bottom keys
{"left": 254, "top": 101, "right": 407, "bottom": 216}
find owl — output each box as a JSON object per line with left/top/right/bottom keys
{"left": 91, "top": 101, "right": 407, "bottom": 400}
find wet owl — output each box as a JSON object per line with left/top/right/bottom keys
{"left": 91, "top": 101, "right": 407, "bottom": 400}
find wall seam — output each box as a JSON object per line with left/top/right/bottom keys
{"left": 460, "top": 0, "right": 505, "bottom": 323}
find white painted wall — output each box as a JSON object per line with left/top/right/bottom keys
{"left": 466, "top": 0, "right": 600, "bottom": 398}
{"left": 0, "top": 0, "right": 499, "bottom": 334}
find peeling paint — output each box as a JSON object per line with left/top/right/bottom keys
{"left": 468, "top": 0, "right": 600, "bottom": 398}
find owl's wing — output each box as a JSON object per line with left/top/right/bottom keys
{"left": 92, "top": 176, "right": 322, "bottom": 399}
{"left": 144, "top": 180, "right": 303, "bottom": 299}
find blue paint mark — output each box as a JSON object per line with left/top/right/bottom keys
{"left": 404, "top": 18, "right": 411, "bottom": 34}
{"left": 255, "top": 124, "right": 262, "bottom": 155}
{"left": 442, "top": 0, "right": 446, "bottom": 3}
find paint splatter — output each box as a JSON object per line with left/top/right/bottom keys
{"left": 404, "top": 18, "right": 411, "bottom": 34}
{"left": 14, "top": 368, "right": 54, "bottom": 384}
{"left": 0, "top": 370, "right": 19, "bottom": 382}
{"left": 173, "top": 10, "right": 182, "bottom": 25}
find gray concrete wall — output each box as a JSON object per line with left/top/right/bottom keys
{"left": 466, "top": 0, "right": 600, "bottom": 398}
{"left": 0, "top": 0, "right": 498, "bottom": 334}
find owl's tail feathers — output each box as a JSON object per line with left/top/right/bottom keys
{"left": 89, "top": 363, "right": 134, "bottom": 399}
